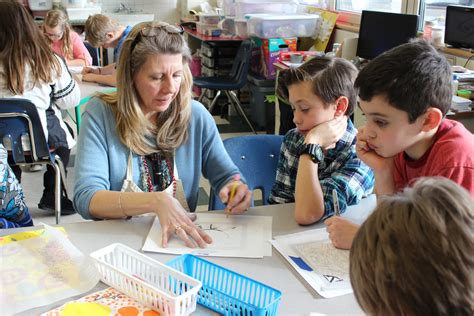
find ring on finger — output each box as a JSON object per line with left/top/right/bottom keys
{"left": 174, "top": 225, "right": 184, "bottom": 234}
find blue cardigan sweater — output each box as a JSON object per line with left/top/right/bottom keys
{"left": 73, "top": 98, "right": 239, "bottom": 219}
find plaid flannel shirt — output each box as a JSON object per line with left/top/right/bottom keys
{"left": 269, "top": 120, "right": 374, "bottom": 220}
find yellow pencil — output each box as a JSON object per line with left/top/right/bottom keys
{"left": 226, "top": 174, "right": 240, "bottom": 218}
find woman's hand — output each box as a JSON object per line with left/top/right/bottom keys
{"left": 219, "top": 180, "right": 252, "bottom": 215}
{"left": 154, "top": 192, "right": 213, "bottom": 248}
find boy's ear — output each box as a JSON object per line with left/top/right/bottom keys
{"left": 421, "top": 107, "right": 443, "bottom": 131}
{"left": 334, "top": 96, "right": 349, "bottom": 117}
{"left": 106, "top": 32, "right": 115, "bottom": 40}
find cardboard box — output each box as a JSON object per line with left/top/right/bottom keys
{"left": 251, "top": 37, "right": 297, "bottom": 79}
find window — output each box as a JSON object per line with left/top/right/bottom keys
{"left": 335, "top": 0, "right": 403, "bottom": 13}
{"left": 330, "top": 0, "right": 473, "bottom": 27}
{"left": 421, "top": 0, "right": 473, "bottom": 28}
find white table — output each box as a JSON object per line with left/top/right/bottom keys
{"left": 4, "top": 196, "right": 376, "bottom": 315}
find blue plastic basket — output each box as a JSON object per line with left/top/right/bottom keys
{"left": 167, "top": 254, "right": 282, "bottom": 316}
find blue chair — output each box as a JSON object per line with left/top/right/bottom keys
{"left": 194, "top": 40, "right": 257, "bottom": 134}
{"left": 0, "top": 98, "right": 68, "bottom": 224}
{"left": 209, "top": 134, "right": 284, "bottom": 210}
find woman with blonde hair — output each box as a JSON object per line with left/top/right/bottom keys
{"left": 0, "top": 2, "right": 80, "bottom": 214}
{"left": 43, "top": 9, "right": 92, "bottom": 66}
{"left": 74, "top": 21, "right": 252, "bottom": 248}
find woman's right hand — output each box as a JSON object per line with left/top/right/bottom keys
{"left": 154, "top": 192, "right": 213, "bottom": 249}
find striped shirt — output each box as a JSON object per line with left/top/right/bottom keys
{"left": 269, "top": 120, "right": 374, "bottom": 220}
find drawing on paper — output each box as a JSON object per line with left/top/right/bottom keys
{"left": 294, "top": 241, "right": 350, "bottom": 283}
{"left": 196, "top": 223, "right": 237, "bottom": 238}
{"left": 142, "top": 214, "right": 273, "bottom": 258}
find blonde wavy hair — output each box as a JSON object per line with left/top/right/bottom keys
{"left": 99, "top": 21, "right": 192, "bottom": 156}
{"left": 44, "top": 9, "right": 73, "bottom": 60}
{"left": 0, "top": 1, "right": 61, "bottom": 95}
{"left": 350, "top": 177, "right": 474, "bottom": 315}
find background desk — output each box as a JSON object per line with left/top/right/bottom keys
{"left": 5, "top": 197, "right": 376, "bottom": 315}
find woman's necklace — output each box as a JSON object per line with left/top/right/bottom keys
{"left": 140, "top": 154, "right": 176, "bottom": 196}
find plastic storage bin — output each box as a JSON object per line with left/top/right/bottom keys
{"left": 236, "top": 1, "right": 297, "bottom": 19}
{"left": 198, "top": 13, "right": 221, "bottom": 25}
{"left": 248, "top": 74, "right": 276, "bottom": 132}
{"left": 247, "top": 14, "right": 319, "bottom": 38}
{"left": 90, "top": 243, "right": 202, "bottom": 316}
{"left": 167, "top": 254, "right": 282, "bottom": 315}
{"left": 196, "top": 22, "right": 221, "bottom": 37}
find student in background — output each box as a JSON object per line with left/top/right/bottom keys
{"left": 0, "top": 2, "right": 80, "bottom": 215}
{"left": 43, "top": 9, "right": 92, "bottom": 67}
{"left": 269, "top": 57, "right": 374, "bottom": 224}
{"left": 81, "top": 14, "right": 132, "bottom": 86}
{"left": 350, "top": 177, "right": 474, "bottom": 316}
{"left": 325, "top": 39, "right": 474, "bottom": 250}
{"left": 0, "top": 144, "right": 33, "bottom": 229}
{"left": 74, "top": 21, "right": 251, "bottom": 248}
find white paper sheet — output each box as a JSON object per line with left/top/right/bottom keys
{"left": 271, "top": 228, "right": 352, "bottom": 298}
{"left": 0, "top": 225, "right": 100, "bottom": 315}
{"left": 270, "top": 195, "right": 377, "bottom": 299}
{"left": 142, "top": 214, "right": 272, "bottom": 258}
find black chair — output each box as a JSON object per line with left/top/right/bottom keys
{"left": 84, "top": 41, "right": 100, "bottom": 66}
{"left": 194, "top": 40, "right": 257, "bottom": 134}
{"left": 0, "top": 98, "right": 68, "bottom": 224}
{"left": 209, "top": 134, "right": 284, "bottom": 210}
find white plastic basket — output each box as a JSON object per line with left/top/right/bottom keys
{"left": 90, "top": 243, "right": 202, "bottom": 316}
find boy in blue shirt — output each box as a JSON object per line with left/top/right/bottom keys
{"left": 269, "top": 57, "right": 374, "bottom": 224}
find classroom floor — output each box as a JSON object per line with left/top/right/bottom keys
{"left": 20, "top": 111, "right": 264, "bottom": 226}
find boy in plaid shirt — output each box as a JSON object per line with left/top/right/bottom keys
{"left": 269, "top": 57, "right": 374, "bottom": 225}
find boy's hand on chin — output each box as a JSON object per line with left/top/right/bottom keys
{"left": 305, "top": 116, "right": 347, "bottom": 149}
{"left": 356, "top": 126, "right": 394, "bottom": 172}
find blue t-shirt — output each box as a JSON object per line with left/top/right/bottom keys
{"left": 114, "top": 25, "right": 132, "bottom": 62}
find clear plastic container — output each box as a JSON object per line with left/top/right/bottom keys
{"left": 196, "top": 22, "right": 221, "bottom": 37}
{"left": 236, "top": 1, "right": 298, "bottom": 19}
{"left": 198, "top": 13, "right": 221, "bottom": 25}
{"left": 90, "top": 243, "right": 202, "bottom": 316}
{"left": 247, "top": 14, "right": 319, "bottom": 38}
{"left": 235, "top": 19, "right": 248, "bottom": 38}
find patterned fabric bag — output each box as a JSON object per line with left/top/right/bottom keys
{"left": 0, "top": 144, "right": 33, "bottom": 228}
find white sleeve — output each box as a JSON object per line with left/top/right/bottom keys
{"left": 51, "top": 55, "right": 80, "bottom": 110}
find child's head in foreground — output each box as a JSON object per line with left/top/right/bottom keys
{"left": 277, "top": 56, "right": 358, "bottom": 135}
{"left": 350, "top": 177, "right": 474, "bottom": 315}
{"left": 354, "top": 40, "right": 452, "bottom": 158}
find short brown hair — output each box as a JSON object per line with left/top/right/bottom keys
{"left": 277, "top": 56, "right": 358, "bottom": 116}
{"left": 355, "top": 39, "right": 452, "bottom": 123}
{"left": 350, "top": 177, "right": 474, "bottom": 315}
{"left": 84, "top": 14, "right": 119, "bottom": 47}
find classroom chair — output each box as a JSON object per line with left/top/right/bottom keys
{"left": 194, "top": 40, "right": 257, "bottom": 134}
{"left": 0, "top": 98, "right": 68, "bottom": 224}
{"left": 209, "top": 134, "right": 284, "bottom": 210}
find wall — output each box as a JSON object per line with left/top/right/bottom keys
{"left": 100, "top": 0, "right": 179, "bottom": 24}
{"left": 99, "top": 0, "right": 218, "bottom": 24}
